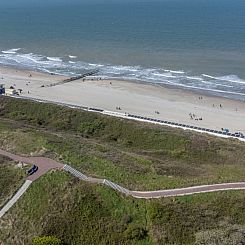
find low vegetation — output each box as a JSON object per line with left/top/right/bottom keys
{"left": 32, "top": 236, "right": 63, "bottom": 245}
{"left": 0, "top": 96, "right": 245, "bottom": 190}
{"left": 0, "top": 96, "right": 244, "bottom": 244}
{"left": 0, "top": 155, "right": 26, "bottom": 209}
{"left": 0, "top": 171, "right": 244, "bottom": 244}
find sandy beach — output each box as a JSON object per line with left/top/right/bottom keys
{"left": 1, "top": 65, "right": 245, "bottom": 135}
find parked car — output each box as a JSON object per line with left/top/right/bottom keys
{"left": 27, "top": 165, "right": 38, "bottom": 176}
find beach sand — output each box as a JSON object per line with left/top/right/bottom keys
{"left": 1, "top": 66, "right": 245, "bottom": 135}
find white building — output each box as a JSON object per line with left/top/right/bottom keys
{"left": 5, "top": 88, "right": 18, "bottom": 96}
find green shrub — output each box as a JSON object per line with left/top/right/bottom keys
{"left": 32, "top": 236, "right": 63, "bottom": 245}
{"left": 79, "top": 119, "right": 105, "bottom": 135}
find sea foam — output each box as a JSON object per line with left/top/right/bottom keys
{"left": 47, "top": 57, "right": 62, "bottom": 62}
{"left": 2, "top": 48, "right": 21, "bottom": 54}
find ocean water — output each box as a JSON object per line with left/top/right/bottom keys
{"left": 0, "top": 0, "right": 245, "bottom": 100}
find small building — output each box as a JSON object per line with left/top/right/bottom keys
{"left": 0, "top": 84, "right": 5, "bottom": 95}
{"left": 5, "top": 88, "right": 18, "bottom": 96}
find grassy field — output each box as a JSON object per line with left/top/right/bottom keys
{"left": 0, "top": 96, "right": 245, "bottom": 244}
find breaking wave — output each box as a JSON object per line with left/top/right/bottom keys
{"left": 0, "top": 49, "right": 245, "bottom": 100}
{"left": 47, "top": 57, "right": 62, "bottom": 62}
{"left": 2, "top": 48, "right": 21, "bottom": 54}
{"left": 68, "top": 55, "right": 77, "bottom": 59}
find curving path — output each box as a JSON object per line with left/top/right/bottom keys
{"left": 0, "top": 148, "right": 245, "bottom": 219}
{"left": 0, "top": 149, "right": 64, "bottom": 218}
{"left": 130, "top": 183, "right": 245, "bottom": 198}
{"left": 0, "top": 149, "right": 64, "bottom": 181}
{"left": 63, "top": 164, "right": 245, "bottom": 198}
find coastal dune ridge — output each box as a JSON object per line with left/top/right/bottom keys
{"left": 1, "top": 65, "right": 245, "bottom": 136}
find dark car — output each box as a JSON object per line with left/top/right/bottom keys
{"left": 27, "top": 165, "right": 38, "bottom": 176}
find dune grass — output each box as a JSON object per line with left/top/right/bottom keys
{"left": 0, "top": 171, "right": 245, "bottom": 245}
{"left": 0, "top": 155, "right": 26, "bottom": 209}
{"left": 0, "top": 96, "right": 245, "bottom": 244}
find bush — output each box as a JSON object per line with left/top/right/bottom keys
{"left": 79, "top": 119, "right": 105, "bottom": 135}
{"left": 195, "top": 224, "right": 245, "bottom": 245}
{"left": 32, "top": 236, "right": 63, "bottom": 245}
{"left": 124, "top": 225, "right": 148, "bottom": 240}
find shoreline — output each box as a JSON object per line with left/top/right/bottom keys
{"left": 2, "top": 63, "right": 245, "bottom": 102}
{"left": 1, "top": 65, "right": 245, "bottom": 135}
{"left": 106, "top": 76, "right": 245, "bottom": 103}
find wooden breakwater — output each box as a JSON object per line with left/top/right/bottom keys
{"left": 45, "top": 70, "right": 99, "bottom": 87}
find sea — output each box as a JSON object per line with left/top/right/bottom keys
{"left": 0, "top": 0, "right": 245, "bottom": 100}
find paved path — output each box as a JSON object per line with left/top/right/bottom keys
{"left": 63, "top": 164, "right": 245, "bottom": 198}
{"left": 0, "top": 180, "right": 32, "bottom": 218}
{"left": 130, "top": 183, "right": 245, "bottom": 199}
{"left": 0, "top": 149, "right": 63, "bottom": 218}
{"left": 0, "top": 149, "right": 245, "bottom": 219}
{"left": 0, "top": 149, "right": 64, "bottom": 181}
